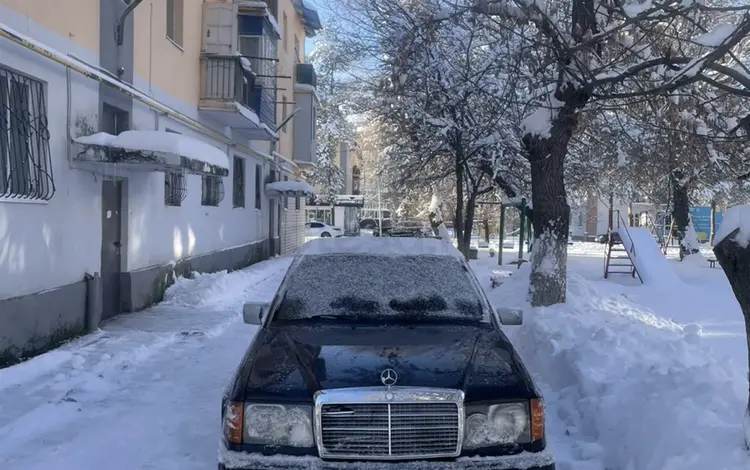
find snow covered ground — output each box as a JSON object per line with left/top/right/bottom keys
{"left": 0, "top": 243, "right": 747, "bottom": 470}
{"left": 473, "top": 243, "right": 749, "bottom": 470}
{"left": 0, "top": 256, "right": 291, "bottom": 470}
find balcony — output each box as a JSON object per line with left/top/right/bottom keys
{"left": 198, "top": 54, "right": 276, "bottom": 140}
{"left": 295, "top": 63, "right": 316, "bottom": 88}
{"left": 293, "top": 63, "right": 318, "bottom": 165}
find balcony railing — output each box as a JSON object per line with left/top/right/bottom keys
{"left": 200, "top": 55, "right": 256, "bottom": 110}
{"left": 295, "top": 63, "right": 316, "bottom": 88}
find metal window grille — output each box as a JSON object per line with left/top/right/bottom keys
{"left": 0, "top": 65, "right": 54, "bottom": 200}
{"left": 233, "top": 156, "right": 245, "bottom": 208}
{"left": 202, "top": 175, "right": 224, "bottom": 206}
{"left": 164, "top": 171, "right": 187, "bottom": 206}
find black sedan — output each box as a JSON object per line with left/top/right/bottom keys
{"left": 219, "top": 237, "right": 555, "bottom": 470}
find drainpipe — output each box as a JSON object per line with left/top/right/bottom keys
{"left": 0, "top": 20, "right": 275, "bottom": 162}
{"left": 115, "top": 0, "right": 144, "bottom": 46}
{"left": 83, "top": 272, "right": 102, "bottom": 332}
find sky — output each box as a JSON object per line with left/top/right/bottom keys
{"left": 303, "top": 0, "right": 327, "bottom": 56}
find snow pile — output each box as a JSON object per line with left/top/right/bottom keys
{"left": 428, "top": 194, "right": 453, "bottom": 241}
{"left": 481, "top": 260, "right": 749, "bottom": 470}
{"left": 162, "top": 257, "right": 292, "bottom": 312}
{"left": 715, "top": 204, "right": 750, "bottom": 248}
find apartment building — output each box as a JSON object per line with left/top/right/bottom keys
{"left": 569, "top": 194, "right": 659, "bottom": 241}
{"left": 0, "top": 0, "right": 320, "bottom": 363}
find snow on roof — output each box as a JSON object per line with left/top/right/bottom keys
{"left": 714, "top": 204, "right": 750, "bottom": 248}
{"left": 74, "top": 132, "right": 116, "bottom": 146}
{"left": 300, "top": 237, "right": 463, "bottom": 260}
{"left": 74, "top": 130, "right": 229, "bottom": 170}
{"left": 265, "top": 180, "right": 316, "bottom": 195}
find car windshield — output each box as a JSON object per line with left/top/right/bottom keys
{"left": 274, "top": 254, "right": 484, "bottom": 323}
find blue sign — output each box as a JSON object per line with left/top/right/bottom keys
{"left": 689, "top": 206, "right": 723, "bottom": 241}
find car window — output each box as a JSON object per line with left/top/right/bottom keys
{"left": 310, "top": 222, "right": 323, "bottom": 228}
{"left": 274, "top": 254, "right": 484, "bottom": 323}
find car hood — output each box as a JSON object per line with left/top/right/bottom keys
{"left": 237, "top": 323, "right": 537, "bottom": 403}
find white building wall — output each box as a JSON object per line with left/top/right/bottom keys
{"left": 0, "top": 5, "right": 101, "bottom": 299}
{"left": 124, "top": 79, "right": 272, "bottom": 272}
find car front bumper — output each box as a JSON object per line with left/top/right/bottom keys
{"left": 219, "top": 448, "right": 555, "bottom": 470}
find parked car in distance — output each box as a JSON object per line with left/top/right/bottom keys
{"left": 360, "top": 217, "right": 393, "bottom": 233}
{"left": 305, "top": 220, "right": 342, "bottom": 238}
{"left": 388, "top": 220, "right": 432, "bottom": 238}
{"left": 219, "top": 237, "right": 555, "bottom": 470}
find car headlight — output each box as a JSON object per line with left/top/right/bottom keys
{"left": 463, "top": 402, "right": 531, "bottom": 449}
{"left": 243, "top": 404, "right": 314, "bottom": 447}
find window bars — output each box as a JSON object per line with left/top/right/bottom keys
{"left": 165, "top": 171, "right": 187, "bottom": 206}
{"left": 202, "top": 175, "right": 225, "bottom": 206}
{"left": 0, "top": 65, "right": 55, "bottom": 201}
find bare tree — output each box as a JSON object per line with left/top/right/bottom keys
{"left": 479, "top": 0, "right": 750, "bottom": 305}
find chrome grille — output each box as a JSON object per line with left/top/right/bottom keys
{"left": 315, "top": 388, "right": 464, "bottom": 460}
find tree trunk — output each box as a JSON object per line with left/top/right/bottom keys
{"left": 483, "top": 216, "right": 490, "bottom": 243}
{"left": 671, "top": 172, "right": 690, "bottom": 258}
{"left": 454, "top": 161, "right": 467, "bottom": 257}
{"left": 527, "top": 149, "right": 570, "bottom": 306}
{"left": 712, "top": 230, "right": 750, "bottom": 449}
{"left": 462, "top": 192, "right": 479, "bottom": 256}
{"left": 522, "top": 87, "right": 584, "bottom": 306}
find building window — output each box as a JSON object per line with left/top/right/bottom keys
{"left": 283, "top": 175, "right": 289, "bottom": 209}
{"left": 239, "top": 34, "right": 277, "bottom": 89}
{"left": 166, "top": 0, "right": 184, "bottom": 47}
{"left": 201, "top": 176, "right": 224, "bottom": 206}
{"left": 233, "top": 156, "right": 246, "bottom": 208}
{"left": 255, "top": 164, "right": 262, "bottom": 210}
{"left": 295, "top": 192, "right": 300, "bottom": 210}
{"left": 281, "top": 95, "right": 288, "bottom": 133}
{"left": 0, "top": 66, "right": 54, "bottom": 201}
{"left": 282, "top": 12, "right": 288, "bottom": 51}
{"left": 165, "top": 172, "right": 186, "bottom": 206}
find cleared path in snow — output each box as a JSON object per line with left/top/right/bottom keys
{"left": 0, "top": 256, "right": 291, "bottom": 470}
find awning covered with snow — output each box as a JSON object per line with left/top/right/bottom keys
{"left": 265, "top": 180, "right": 316, "bottom": 197}
{"left": 71, "top": 131, "right": 230, "bottom": 177}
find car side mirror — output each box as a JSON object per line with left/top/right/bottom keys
{"left": 496, "top": 307, "right": 523, "bottom": 326}
{"left": 243, "top": 302, "right": 270, "bottom": 325}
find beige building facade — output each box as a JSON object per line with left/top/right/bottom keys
{"left": 0, "top": 0, "right": 320, "bottom": 364}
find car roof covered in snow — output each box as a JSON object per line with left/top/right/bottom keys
{"left": 300, "top": 236, "right": 464, "bottom": 260}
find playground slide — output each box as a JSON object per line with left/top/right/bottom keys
{"left": 616, "top": 227, "right": 682, "bottom": 286}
